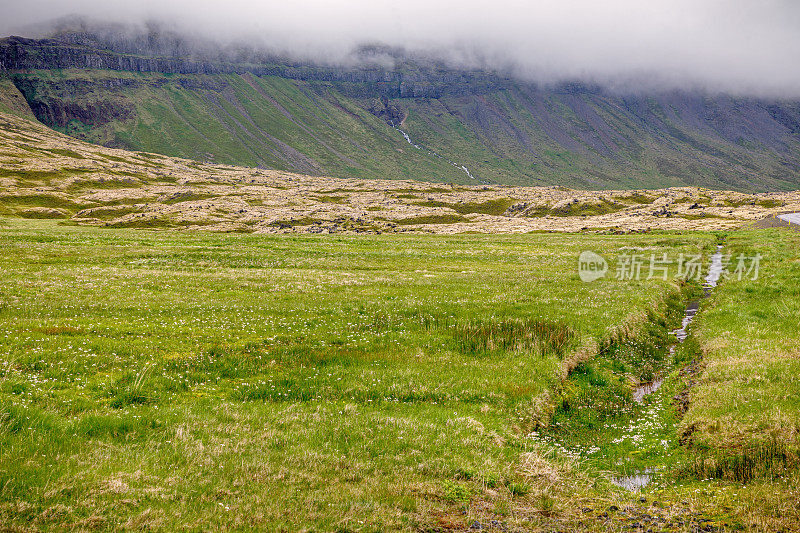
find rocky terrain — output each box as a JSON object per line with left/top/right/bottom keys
{"left": 1, "top": 111, "right": 798, "bottom": 235}
{"left": 2, "top": 30, "right": 800, "bottom": 190}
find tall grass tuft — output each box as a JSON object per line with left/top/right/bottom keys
{"left": 682, "top": 440, "right": 795, "bottom": 482}
{"left": 451, "top": 318, "right": 576, "bottom": 357}
{"left": 107, "top": 363, "right": 156, "bottom": 408}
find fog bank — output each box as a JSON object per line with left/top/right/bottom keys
{"left": 2, "top": 0, "right": 800, "bottom": 97}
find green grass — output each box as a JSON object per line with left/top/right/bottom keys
{"left": 0, "top": 193, "right": 85, "bottom": 211}
{"left": 0, "top": 78, "right": 37, "bottom": 120}
{"left": 756, "top": 199, "right": 785, "bottom": 208}
{"left": 682, "top": 229, "right": 800, "bottom": 481}
{"left": 522, "top": 227, "right": 800, "bottom": 531}
{"left": 0, "top": 168, "right": 65, "bottom": 182}
{"left": 0, "top": 218, "right": 715, "bottom": 530}
{"left": 522, "top": 199, "right": 627, "bottom": 218}
{"left": 313, "top": 194, "right": 348, "bottom": 204}
{"left": 533, "top": 288, "right": 709, "bottom": 496}
{"left": 79, "top": 206, "right": 143, "bottom": 220}
{"left": 413, "top": 198, "right": 516, "bottom": 216}
{"left": 268, "top": 217, "right": 325, "bottom": 228}
{"left": 107, "top": 218, "right": 217, "bottom": 229}
{"left": 40, "top": 148, "right": 86, "bottom": 159}
{"left": 66, "top": 178, "right": 143, "bottom": 192}
{"left": 161, "top": 192, "right": 218, "bottom": 205}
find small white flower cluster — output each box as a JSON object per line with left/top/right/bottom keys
{"left": 610, "top": 404, "right": 665, "bottom": 447}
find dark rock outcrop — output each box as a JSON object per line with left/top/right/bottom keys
{"left": 0, "top": 36, "right": 504, "bottom": 99}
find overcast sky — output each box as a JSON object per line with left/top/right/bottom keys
{"left": 2, "top": 0, "right": 800, "bottom": 97}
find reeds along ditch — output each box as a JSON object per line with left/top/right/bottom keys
{"left": 366, "top": 311, "right": 578, "bottom": 358}
{"left": 450, "top": 318, "right": 577, "bottom": 357}
{"left": 681, "top": 440, "right": 798, "bottom": 482}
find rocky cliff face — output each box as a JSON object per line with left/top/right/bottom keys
{"left": 0, "top": 36, "right": 503, "bottom": 99}
{"left": 2, "top": 35, "right": 800, "bottom": 191}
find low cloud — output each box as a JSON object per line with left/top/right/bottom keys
{"left": 2, "top": 0, "right": 800, "bottom": 97}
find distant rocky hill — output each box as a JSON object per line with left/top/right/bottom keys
{"left": 1, "top": 109, "right": 797, "bottom": 234}
{"left": 2, "top": 33, "right": 800, "bottom": 191}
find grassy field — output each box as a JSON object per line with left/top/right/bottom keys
{"left": 0, "top": 218, "right": 724, "bottom": 531}
{"left": 664, "top": 228, "right": 800, "bottom": 531}
{"left": 684, "top": 229, "right": 800, "bottom": 477}
{"left": 547, "top": 227, "right": 800, "bottom": 532}
{"left": 2, "top": 58, "right": 800, "bottom": 531}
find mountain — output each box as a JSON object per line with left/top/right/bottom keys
{"left": 2, "top": 33, "right": 800, "bottom": 191}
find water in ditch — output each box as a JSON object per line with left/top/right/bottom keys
{"left": 610, "top": 245, "right": 725, "bottom": 491}
{"left": 529, "top": 247, "right": 725, "bottom": 492}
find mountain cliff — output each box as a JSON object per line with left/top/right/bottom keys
{"left": 2, "top": 34, "right": 800, "bottom": 190}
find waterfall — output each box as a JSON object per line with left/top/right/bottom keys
{"left": 392, "top": 124, "right": 482, "bottom": 182}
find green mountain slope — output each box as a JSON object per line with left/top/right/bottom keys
{"left": 3, "top": 36, "right": 800, "bottom": 190}
{"left": 0, "top": 78, "right": 36, "bottom": 119}
{"left": 7, "top": 70, "right": 467, "bottom": 182}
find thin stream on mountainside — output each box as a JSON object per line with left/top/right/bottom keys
{"left": 391, "top": 124, "right": 482, "bottom": 182}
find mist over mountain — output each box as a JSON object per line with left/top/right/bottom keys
{"left": 3, "top": 1, "right": 800, "bottom": 97}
